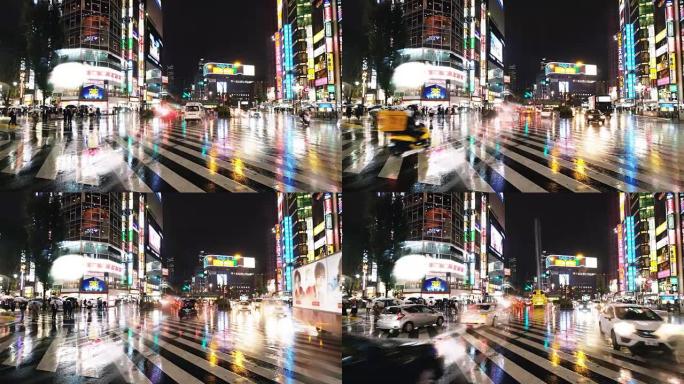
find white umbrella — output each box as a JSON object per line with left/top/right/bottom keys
{"left": 13, "top": 297, "right": 28, "bottom": 303}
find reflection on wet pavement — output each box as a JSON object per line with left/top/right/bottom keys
{"left": 0, "top": 112, "right": 341, "bottom": 192}
{"left": 343, "top": 112, "right": 684, "bottom": 192}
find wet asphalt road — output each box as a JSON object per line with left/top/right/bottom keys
{"left": 0, "top": 112, "right": 341, "bottom": 192}
{"left": 0, "top": 304, "right": 341, "bottom": 384}
{"left": 342, "top": 112, "right": 684, "bottom": 192}
{"left": 344, "top": 305, "right": 684, "bottom": 384}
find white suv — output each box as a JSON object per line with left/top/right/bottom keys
{"left": 599, "top": 304, "right": 681, "bottom": 354}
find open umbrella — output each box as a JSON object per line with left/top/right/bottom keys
{"left": 13, "top": 297, "right": 28, "bottom": 303}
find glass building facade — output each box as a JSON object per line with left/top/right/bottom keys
{"left": 59, "top": 0, "right": 123, "bottom": 71}
{"left": 403, "top": 0, "right": 463, "bottom": 69}
{"left": 404, "top": 193, "right": 463, "bottom": 246}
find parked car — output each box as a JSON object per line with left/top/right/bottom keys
{"left": 372, "top": 298, "right": 402, "bottom": 309}
{"left": 599, "top": 304, "right": 681, "bottom": 354}
{"left": 376, "top": 304, "right": 444, "bottom": 334}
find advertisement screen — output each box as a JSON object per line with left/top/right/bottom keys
{"left": 203, "top": 255, "right": 255, "bottom": 269}
{"left": 80, "top": 85, "right": 106, "bottom": 101}
{"left": 489, "top": 225, "right": 504, "bottom": 256}
{"left": 203, "top": 63, "right": 256, "bottom": 77}
{"left": 148, "top": 33, "right": 161, "bottom": 65}
{"left": 546, "top": 255, "right": 598, "bottom": 268}
{"left": 148, "top": 226, "right": 161, "bottom": 254}
{"left": 293, "top": 252, "right": 341, "bottom": 313}
{"left": 489, "top": 32, "right": 504, "bottom": 66}
{"left": 422, "top": 277, "right": 449, "bottom": 293}
{"left": 80, "top": 277, "right": 107, "bottom": 293}
{"left": 421, "top": 84, "right": 448, "bottom": 101}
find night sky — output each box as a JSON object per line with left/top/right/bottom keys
{"left": 505, "top": 193, "right": 618, "bottom": 286}
{"left": 163, "top": 0, "right": 275, "bottom": 91}
{"left": 505, "top": 0, "right": 618, "bottom": 90}
{"left": 161, "top": 193, "right": 276, "bottom": 284}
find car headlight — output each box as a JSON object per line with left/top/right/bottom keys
{"left": 614, "top": 322, "right": 636, "bottom": 336}
{"left": 655, "top": 323, "right": 684, "bottom": 339}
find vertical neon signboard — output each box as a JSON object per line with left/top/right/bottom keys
{"left": 274, "top": 32, "right": 283, "bottom": 100}
{"left": 625, "top": 23, "right": 636, "bottom": 99}
{"left": 617, "top": 223, "right": 625, "bottom": 293}
{"left": 283, "top": 24, "right": 294, "bottom": 100}
{"left": 480, "top": 194, "right": 487, "bottom": 292}
{"left": 480, "top": 2, "right": 487, "bottom": 91}
{"left": 626, "top": 215, "right": 636, "bottom": 292}
{"left": 138, "top": 4, "right": 145, "bottom": 98}
{"left": 667, "top": 193, "right": 677, "bottom": 277}
{"left": 283, "top": 216, "right": 293, "bottom": 293}
{"left": 138, "top": 194, "right": 145, "bottom": 280}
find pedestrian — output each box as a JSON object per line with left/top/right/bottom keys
{"left": 63, "top": 299, "right": 70, "bottom": 320}
{"left": 9, "top": 109, "right": 17, "bottom": 126}
{"left": 19, "top": 301, "right": 26, "bottom": 320}
{"left": 372, "top": 302, "right": 381, "bottom": 321}
{"left": 350, "top": 299, "right": 358, "bottom": 316}
{"left": 9, "top": 300, "right": 15, "bottom": 313}
{"left": 365, "top": 301, "right": 371, "bottom": 318}
{"left": 67, "top": 108, "right": 73, "bottom": 125}
{"left": 63, "top": 109, "right": 68, "bottom": 125}
{"left": 345, "top": 105, "right": 352, "bottom": 120}
{"left": 51, "top": 300, "right": 58, "bottom": 320}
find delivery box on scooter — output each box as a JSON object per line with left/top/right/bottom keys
{"left": 377, "top": 110, "right": 408, "bottom": 132}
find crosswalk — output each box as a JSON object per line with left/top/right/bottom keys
{"left": 0, "top": 309, "right": 342, "bottom": 384}
{"left": 442, "top": 317, "right": 684, "bottom": 384}
{"left": 0, "top": 115, "right": 341, "bottom": 192}
{"left": 342, "top": 115, "right": 684, "bottom": 192}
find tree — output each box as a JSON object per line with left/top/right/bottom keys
{"left": 26, "top": 195, "right": 64, "bottom": 299}
{"left": 0, "top": 1, "right": 28, "bottom": 107}
{"left": 366, "top": 2, "right": 406, "bottom": 104}
{"left": 25, "top": 0, "right": 63, "bottom": 106}
{"left": 365, "top": 194, "right": 407, "bottom": 296}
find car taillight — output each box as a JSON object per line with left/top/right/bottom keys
{"left": 397, "top": 312, "right": 405, "bottom": 320}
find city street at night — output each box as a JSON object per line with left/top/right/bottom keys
{"left": 344, "top": 305, "right": 684, "bottom": 384}
{"left": 342, "top": 112, "right": 684, "bottom": 192}
{"left": 0, "top": 302, "right": 341, "bottom": 384}
{"left": 0, "top": 112, "right": 340, "bottom": 192}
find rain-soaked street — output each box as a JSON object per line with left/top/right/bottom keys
{"left": 342, "top": 111, "right": 684, "bottom": 192}
{"left": 0, "top": 302, "right": 341, "bottom": 384}
{"left": 0, "top": 112, "right": 340, "bottom": 192}
{"left": 344, "top": 304, "right": 684, "bottom": 384}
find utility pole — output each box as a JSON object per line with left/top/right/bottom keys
{"left": 534, "top": 218, "right": 542, "bottom": 290}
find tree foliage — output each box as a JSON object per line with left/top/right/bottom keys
{"left": 367, "top": 2, "right": 406, "bottom": 104}
{"left": 26, "top": 195, "right": 64, "bottom": 298}
{"left": 25, "top": 0, "right": 63, "bottom": 105}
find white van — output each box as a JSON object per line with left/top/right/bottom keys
{"left": 183, "top": 102, "right": 204, "bottom": 120}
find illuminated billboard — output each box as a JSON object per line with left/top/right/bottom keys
{"left": 203, "top": 63, "right": 256, "bottom": 77}
{"left": 80, "top": 277, "right": 107, "bottom": 293}
{"left": 148, "top": 33, "right": 162, "bottom": 65}
{"left": 489, "top": 225, "right": 504, "bottom": 256}
{"left": 546, "top": 255, "right": 598, "bottom": 269}
{"left": 545, "top": 62, "right": 597, "bottom": 76}
{"left": 293, "top": 252, "right": 341, "bottom": 313}
{"left": 422, "top": 277, "right": 449, "bottom": 293}
{"left": 148, "top": 226, "right": 161, "bottom": 254}
{"left": 80, "top": 85, "right": 106, "bottom": 101}
{"left": 489, "top": 32, "right": 504, "bottom": 67}
{"left": 203, "top": 254, "right": 255, "bottom": 269}
{"left": 421, "top": 84, "right": 448, "bottom": 101}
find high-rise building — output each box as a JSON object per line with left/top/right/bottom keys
{"left": 52, "top": 0, "right": 164, "bottom": 111}
{"left": 200, "top": 254, "right": 256, "bottom": 299}
{"left": 50, "top": 193, "right": 163, "bottom": 303}
{"left": 388, "top": 193, "right": 504, "bottom": 299}
{"left": 616, "top": 193, "right": 684, "bottom": 304}
{"left": 276, "top": 193, "right": 342, "bottom": 295}
{"left": 274, "top": 0, "right": 342, "bottom": 105}
{"left": 192, "top": 59, "right": 258, "bottom": 106}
